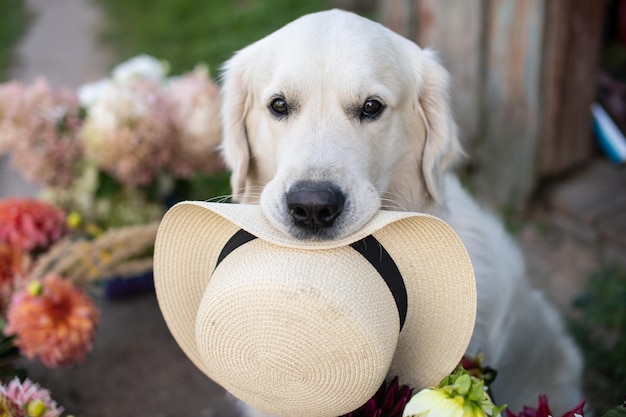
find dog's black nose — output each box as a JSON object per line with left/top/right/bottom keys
{"left": 287, "top": 182, "right": 345, "bottom": 229}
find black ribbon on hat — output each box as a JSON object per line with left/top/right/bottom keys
{"left": 350, "top": 235, "right": 408, "bottom": 330}
{"left": 215, "top": 229, "right": 408, "bottom": 330}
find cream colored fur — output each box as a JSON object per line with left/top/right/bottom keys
{"left": 219, "top": 9, "right": 584, "bottom": 417}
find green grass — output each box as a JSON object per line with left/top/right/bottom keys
{"left": 94, "top": 0, "right": 331, "bottom": 76}
{"left": 571, "top": 266, "right": 626, "bottom": 415}
{"left": 0, "top": 0, "right": 32, "bottom": 81}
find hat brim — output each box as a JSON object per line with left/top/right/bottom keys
{"left": 154, "top": 202, "right": 476, "bottom": 400}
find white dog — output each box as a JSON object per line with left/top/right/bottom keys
{"left": 219, "top": 9, "right": 584, "bottom": 416}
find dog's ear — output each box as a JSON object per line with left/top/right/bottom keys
{"left": 219, "top": 49, "right": 254, "bottom": 202}
{"left": 411, "top": 48, "right": 463, "bottom": 204}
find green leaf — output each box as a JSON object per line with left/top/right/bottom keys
{"left": 492, "top": 404, "right": 508, "bottom": 417}
{"left": 95, "top": 169, "right": 123, "bottom": 199}
{"left": 453, "top": 374, "right": 471, "bottom": 395}
{"left": 600, "top": 404, "right": 626, "bottom": 417}
{"left": 0, "top": 337, "right": 17, "bottom": 356}
{"left": 468, "top": 380, "right": 485, "bottom": 401}
{"left": 0, "top": 0, "right": 33, "bottom": 81}
{"left": 438, "top": 374, "right": 452, "bottom": 388}
{"left": 139, "top": 177, "right": 161, "bottom": 203}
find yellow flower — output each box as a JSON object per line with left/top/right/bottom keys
{"left": 26, "top": 400, "right": 46, "bottom": 417}
{"left": 26, "top": 281, "right": 43, "bottom": 297}
{"left": 66, "top": 211, "right": 82, "bottom": 229}
{"left": 403, "top": 367, "right": 505, "bottom": 417}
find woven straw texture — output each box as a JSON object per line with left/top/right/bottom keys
{"left": 154, "top": 202, "right": 476, "bottom": 417}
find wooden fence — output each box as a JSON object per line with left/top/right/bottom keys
{"left": 380, "top": 0, "right": 605, "bottom": 209}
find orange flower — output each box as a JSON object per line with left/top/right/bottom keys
{"left": 4, "top": 274, "right": 100, "bottom": 367}
{"left": 0, "top": 243, "right": 28, "bottom": 313}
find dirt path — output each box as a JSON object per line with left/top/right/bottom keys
{"left": 11, "top": 0, "right": 110, "bottom": 88}
{"left": 0, "top": 0, "right": 110, "bottom": 199}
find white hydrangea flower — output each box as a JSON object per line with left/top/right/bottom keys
{"left": 81, "top": 79, "right": 174, "bottom": 187}
{"left": 77, "top": 78, "right": 112, "bottom": 108}
{"left": 111, "top": 54, "right": 169, "bottom": 83}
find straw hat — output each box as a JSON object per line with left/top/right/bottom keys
{"left": 154, "top": 202, "right": 476, "bottom": 417}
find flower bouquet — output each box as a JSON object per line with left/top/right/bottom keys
{"left": 0, "top": 198, "right": 95, "bottom": 416}
{"left": 0, "top": 55, "right": 227, "bottom": 413}
{"left": 336, "top": 358, "right": 625, "bottom": 417}
{"left": 0, "top": 55, "right": 227, "bottom": 294}
{"left": 0, "top": 54, "right": 226, "bottom": 229}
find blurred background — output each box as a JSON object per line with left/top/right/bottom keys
{"left": 0, "top": 0, "right": 624, "bottom": 416}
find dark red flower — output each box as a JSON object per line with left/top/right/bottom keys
{"left": 562, "top": 399, "right": 586, "bottom": 417}
{"left": 505, "top": 395, "right": 586, "bottom": 417}
{"left": 340, "top": 376, "right": 413, "bottom": 417}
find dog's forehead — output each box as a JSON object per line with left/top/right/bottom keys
{"left": 281, "top": 9, "right": 384, "bottom": 36}
{"left": 274, "top": 10, "right": 398, "bottom": 59}
{"left": 253, "top": 10, "right": 411, "bottom": 96}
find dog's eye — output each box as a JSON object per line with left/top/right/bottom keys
{"left": 360, "top": 99, "right": 384, "bottom": 120}
{"left": 269, "top": 97, "right": 289, "bottom": 117}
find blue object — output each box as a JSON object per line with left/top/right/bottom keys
{"left": 591, "top": 102, "right": 626, "bottom": 164}
{"left": 104, "top": 270, "right": 154, "bottom": 299}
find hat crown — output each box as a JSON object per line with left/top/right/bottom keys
{"left": 196, "top": 238, "right": 400, "bottom": 416}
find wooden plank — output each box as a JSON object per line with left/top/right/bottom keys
{"left": 471, "top": 0, "right": 545, "bottom": 208}
{"left": 382, "top": 0, "right": 540, "bottom": 208}
{"left": 412, "top": 0, "right": 483, "bottom": 148}
{"left": 379, "top": 0, "right": 605, "bottom": 209}
{"left": 538, "top": 0, "right": 605, "bottom": 177}
{"left": 378, "top": 0, "right": 416, "bottom": 38}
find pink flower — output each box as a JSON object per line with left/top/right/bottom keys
{"left": 0, "top": 81, "right": 25, "bottom": 153}
{"left": 0, "top": 377, "right": 63, "bottom": 417}
{"left": 4, "top": 274, "right": 100, "bottom": 367}
{"left": 505, "top": 395, "right": 586, "bottom": 417}
{"left": 166, "top": 66, "right": 224, "bottom": 178}
{"left": 0, "top": 79, "right": 83, "bottom": 188}
{"left": 0, "top": 395, "right": 25, "bottom": 417}
{"left": 0, "top": 199, "right": 68, "bottom": 253}
{"left": 81, "top": 78, "right": 174, "bottom": 187}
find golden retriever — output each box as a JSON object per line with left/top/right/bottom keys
{"left": 219, "top": 9, "right": 584, "bottom": 417}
